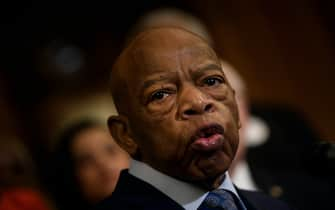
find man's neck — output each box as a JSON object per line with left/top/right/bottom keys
{"left": 128, "top": 159, "right": 241, "bottom": 208}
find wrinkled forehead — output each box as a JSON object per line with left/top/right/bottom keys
{"left": 130, "top": 43, "right": 218, "bottom": 73}
{"left": 129, "top": 29, "right": 213, "bottom": 61}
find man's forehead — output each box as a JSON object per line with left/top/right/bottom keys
{"left": 132, "top": 27, "right": 206, "bottom": 45}
{"left": 129, "top": 44, "right": 217, "bottom": 70}
{"left": 125, "top": 27, "right": 209, "bottom": 58}
{"left": 111, "top": 27, "right": 217, "bottom": 88}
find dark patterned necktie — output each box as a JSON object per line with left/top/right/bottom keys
{"left": 197, "top": 189, "right": 240, "bottom": 210}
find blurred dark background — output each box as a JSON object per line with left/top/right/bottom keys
{"left": 1, "top": 0, "right": 335, "bottom": 162}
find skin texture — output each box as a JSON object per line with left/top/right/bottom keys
{"left": 71, "top": 126, "right": 129, "bottom": 202}
{"left": 108, "top": 27, "right": 240, "bottom": 189}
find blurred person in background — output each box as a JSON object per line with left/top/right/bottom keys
{"left": 0, "top": 136, "right": 52, "bottom": 210}
{"left": 221, "top": 61, "right": 334, "bottom": 210}
{"left": 47, "top": 119, "right": 129, "bottom": 210}
{"left": 218, "top": 61, "right": 256, "bottom": 190}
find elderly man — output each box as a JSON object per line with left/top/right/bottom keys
{"left": 97, "top": 27, "right": 291, "bottom": 210}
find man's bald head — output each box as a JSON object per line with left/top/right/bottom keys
{"left": 110, "top": 27, "right": 215, "bottom": 115}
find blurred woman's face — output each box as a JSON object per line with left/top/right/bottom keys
{"left": 71, "top": 126, "right": 129, "bottom": 203}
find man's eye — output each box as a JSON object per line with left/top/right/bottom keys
{"left": 150, "top": 90, "right": 170, "bottom": 101}
{"left": 203, "top": 77, "right": 224, "bottom": 86}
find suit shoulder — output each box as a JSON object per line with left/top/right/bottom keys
{"left": 94, "top": 170, "right": 184, "bottom": 210}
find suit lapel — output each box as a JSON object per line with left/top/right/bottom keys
{"left": 237, "top": 189, "right": 265, "bottom": 210}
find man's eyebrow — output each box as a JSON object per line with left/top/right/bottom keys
{"left": 141, "top": 73, "right": 176, "bottom": 91}
{"left": 192, "top": 63, "right": 223, "bottom": 79}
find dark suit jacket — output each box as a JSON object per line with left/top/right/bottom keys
{"left": 95, "top": 170, "right": 292, "bottom": 210}
{"left": 248, "top": 105, "right": 334, "bottom": 210}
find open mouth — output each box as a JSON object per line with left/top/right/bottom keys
{"left": 191, "top": 124, "right": 225, "bottom": 151}
{"left": 196, "top": 124, "right": 224, "bottom": 138}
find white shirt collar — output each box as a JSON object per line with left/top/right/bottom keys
{"left": 129, "top": 159, "right": 246, "bottom": 210}
{"left": 231, "top": 160, "right": 258, "bottom": 191}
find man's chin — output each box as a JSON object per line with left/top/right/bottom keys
{"left": 195, "top": 151, "right": 230, "bottom": 175}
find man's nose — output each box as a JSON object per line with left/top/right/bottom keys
{"left": 177, "top": 84, "right": 215, "bottom": 120}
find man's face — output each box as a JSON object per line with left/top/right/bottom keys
{"left": 113, "top": 29, "right": 240, "bottom": 186}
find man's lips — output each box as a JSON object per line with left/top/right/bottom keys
{"left": 190, "top": 124, "right": 225, "bottom": 152}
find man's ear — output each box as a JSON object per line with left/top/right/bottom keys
{"left": 108, "top": 115, "right": 138, "bottom": 156}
